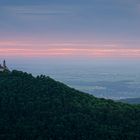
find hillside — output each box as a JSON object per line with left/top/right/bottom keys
{"left": 119, "top": 98, "right": 140, "bottom": 104}
{"left": 0, "top": 70, "right": 140, "bottom": 140}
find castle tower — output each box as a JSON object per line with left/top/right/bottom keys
{"left": 0, "top": 60, "right": 10, "bottom": 72}
{"left": 3, "top": 60, "right": 6, "bottom": 68}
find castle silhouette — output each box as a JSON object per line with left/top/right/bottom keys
{"left": 0, "top": 60, "right": 9, "bottom": 72}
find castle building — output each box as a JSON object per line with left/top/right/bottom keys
{"left": 0, "top": 60, "right": 9, "bottom": 72}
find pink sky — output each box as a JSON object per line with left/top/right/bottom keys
{"left": 1, "top": 40, "right": 140, "bottom": 58}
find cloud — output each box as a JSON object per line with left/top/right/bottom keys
{"left": 1, "top": 39, "right": 140, "bottom": 58}
{"left": 1, "top": 47, "right": 140, "bottom": 58}
{"left": 1, "top": 5, "right": 76, "bottom": 18}
{"left": 0, "top": 39, "right": 121, "bottom": 49}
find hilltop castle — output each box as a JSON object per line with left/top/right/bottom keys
{"left": 0, "top": 60, "right": 9, "bottom": 72}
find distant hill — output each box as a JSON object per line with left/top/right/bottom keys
{"left": 0, "top": 70, "right": 140, "bottom": 140}
{"left": 119, "top": 98, "right": 140, "bottom": 104}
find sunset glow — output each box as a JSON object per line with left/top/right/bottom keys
{"left": 1, "top": 0, "right": 140, "bottom": 60}
{"left": 1, "top": 47, "right": 140, "bottom": 58}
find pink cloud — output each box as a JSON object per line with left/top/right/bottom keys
{"left": 1, "top": 47, "right": 140, "bottom": 58}
{"left": 1, "top": 39, "right": 140, "bottom": 58}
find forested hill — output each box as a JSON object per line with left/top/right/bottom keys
{"left": 0, "top": 70, "right": 140, "bottom": 140}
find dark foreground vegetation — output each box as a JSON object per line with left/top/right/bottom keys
{"left": 0, "top": 70, "right": 140, "bottom": 140}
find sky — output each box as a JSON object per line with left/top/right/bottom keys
{"left": 0, "top": 0, "right": 140, "bottom": 61}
